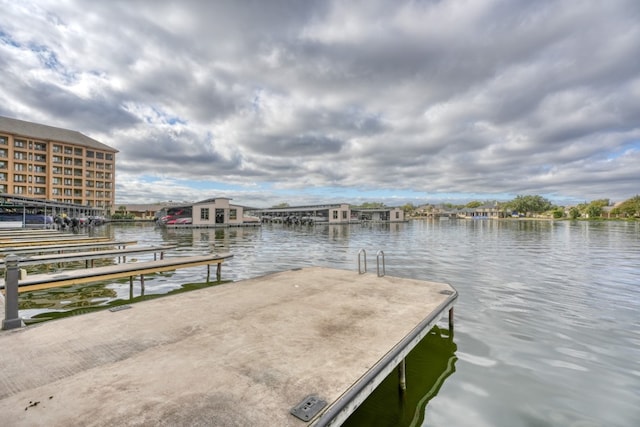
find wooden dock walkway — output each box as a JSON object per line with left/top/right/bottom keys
{"left": 1, "top": 252, "right": 233, "bottom": 293}
{"left": 0, "top": 240, "right": 138, "bottom": 256}
{"left": 0, "top": 244, "right": 177, "bottom": 270}
{"left": 0, "top": 236, "right": 111, "bottom": 248}
{"left": 0, "top": 267, "right": 457, "bottom": 426}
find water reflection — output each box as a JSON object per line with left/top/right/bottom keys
{"left": 342, "top": 326, "right": 457, "bottom": 427}
{"left": 10, "top": 220, "right": 640, "bottom": 426}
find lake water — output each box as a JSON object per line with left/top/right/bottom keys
{"left": 17, "top": 220, "right": 640, "bottom": 426}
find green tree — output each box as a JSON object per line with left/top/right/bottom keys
{"left": 400, "top": 203, "right": 416, "bottom": 214}
{"left": 465, "top": 201, "right": 483, "bottom": 208}
{"left": 615, "top": 195, "right": 640, "bottom": 217}
{"left": 357, "top": 202, "right": 386, "bottom": 208}
{"left": 569, "top": 207, "right": 580, "bottom": 219}
{"left": 508, "top": 195, "right": 552, "bottom": 216}
{"left": 586, "top": 204, "right": 602, "bottom": 218}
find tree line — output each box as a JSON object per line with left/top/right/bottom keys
{"left": 402, "top": 194, "right": 640, "bottom": 219}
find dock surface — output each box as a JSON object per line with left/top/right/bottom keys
{"left": 0, "top": 267, "right": 456, "bottom": 426}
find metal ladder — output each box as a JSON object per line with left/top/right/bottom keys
{"left": 357, "top": 248, "right": 385, "bottom": 277}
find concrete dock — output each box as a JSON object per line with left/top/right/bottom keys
{"left": 0, "top": 267, "right": 457, "bottom": 426}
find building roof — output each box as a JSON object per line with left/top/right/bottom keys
{"left": 0, "top": 115, "right": 118, "bottom": 153}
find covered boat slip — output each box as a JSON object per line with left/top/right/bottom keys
{"left": 0, "top": 267, "right": 457, "bottom": 426}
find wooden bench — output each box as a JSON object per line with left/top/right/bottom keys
{"left": 1, "top": 253, "right": 233, "bottom": 294}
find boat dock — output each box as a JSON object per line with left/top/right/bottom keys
{"left": 0, "top": 267, "right": 457, "bottom": 426}
{"left": 0, "top": 235, "right": 111, "bottom": 248}
{"left": 0, "top": 244, "right": 177, "bottom": 270}
{"left": 0, "top": 240, "right": 138, "bottom": 256}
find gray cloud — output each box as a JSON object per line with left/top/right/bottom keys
{"left": 1, "top": 0, "right": 639, "bottom": 205}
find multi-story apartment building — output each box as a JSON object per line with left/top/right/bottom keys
{"left": 0, "top": 116, "right": 117, "bottom": 209}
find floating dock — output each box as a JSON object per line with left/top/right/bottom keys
{"left": 0, "top": 267, "right": 456, "bottom": 426}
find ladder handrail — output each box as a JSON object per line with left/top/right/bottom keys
{"left": 357, "top": 249, "right": 367, "bottom": 274}
{"left": 376, "top": 250, "right": 385, "bottom": 277}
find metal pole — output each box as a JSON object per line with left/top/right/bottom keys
{"left": 2, "top": 255, "right": 23, "bottom": 330}
{"left": 398, "top": 359, "right": 407, "bottom": 392}
{"left": 448, "top": 307, "right": 454, "bottom": 334}
{"left": 216, "top": 263, "right": 222, "bottom": 281}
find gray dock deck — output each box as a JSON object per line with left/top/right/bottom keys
{"left": 0, "top": 267, "right": 456, "bottom": 426}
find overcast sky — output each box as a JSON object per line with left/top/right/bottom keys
{"left": 1, "top": 1, "right": 639, "bottom": 207}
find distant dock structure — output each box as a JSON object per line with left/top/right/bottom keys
{"left": 249, "top": 203, "right": 406, "bottom": 225}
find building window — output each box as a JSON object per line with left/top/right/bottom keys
{"left": 14, "top": 163, "right": 25, "bottom": 172}
{"left": 86, "top": 150, "right": 94, "bottom": 158}
{"left": 200, "top": 208, "right": 210, "bottom": 220}
{"left": 106, "top": 153, "right": 113, "bottom": 161}
{"left": 229, "top": 209, "right": 237, "bottom": 220}
{"left": 0, "top": 149, "right": 6, "bottom": 158}
{"left": 342, "top": 211, "right": 347, "bottom": 219}
{"left": 53, "top": 166, "right": 62, "bottom": 174}
{"left": 0, "top": 161, "right": 6, "bottom": 169}
{"left": 13, "top": 174, "right": 26, "bottom": 182}
{"left": 96, "top": 152, "right": 104, "bottom": 159}
{"left": 395, "top": 211, "right": 399, "bottom": 219}
{"left": 52, "top": 144, "right": 61, "bottom": 153}
{"left": 13, "top": 185, "right": 25, "bottom": 194}
{"left": 74, "top": 147, "right": 83, "bottom": 156}
{"left": 14, "top": 151, "right": 26, "bottom": 160}
{"left": 333, "top": 210, "right": 338, "bottom": 219}
{"left": 0, "top": 136, "right": 7, "bottom": 145}
{"left": 0, "top": 173, "right": 6, "bottom": 181}
{"left": 215, "top": 208, "right": 225, "bottom": 224}
{"left": 14, "top": 139, "right": 26, "bottom": 148}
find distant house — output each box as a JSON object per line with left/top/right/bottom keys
{"left": 456, "top": 203, "right": 503, "bottom": 219}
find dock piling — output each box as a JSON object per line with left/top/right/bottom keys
{"left": 2, "top": 255, "right": 22, "bottom": 330}
{"left": 398, "top": 358, "right": 407, "bottom": 392}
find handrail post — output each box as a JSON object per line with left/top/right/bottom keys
{"left": 357, "top": 249, "right": 367, "bottom": 274}
{"left": 2, "top": 255, "right": 23, "bottom": 330}
{"left": 376, "top": 250, "right": 385, "bottom": 277}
